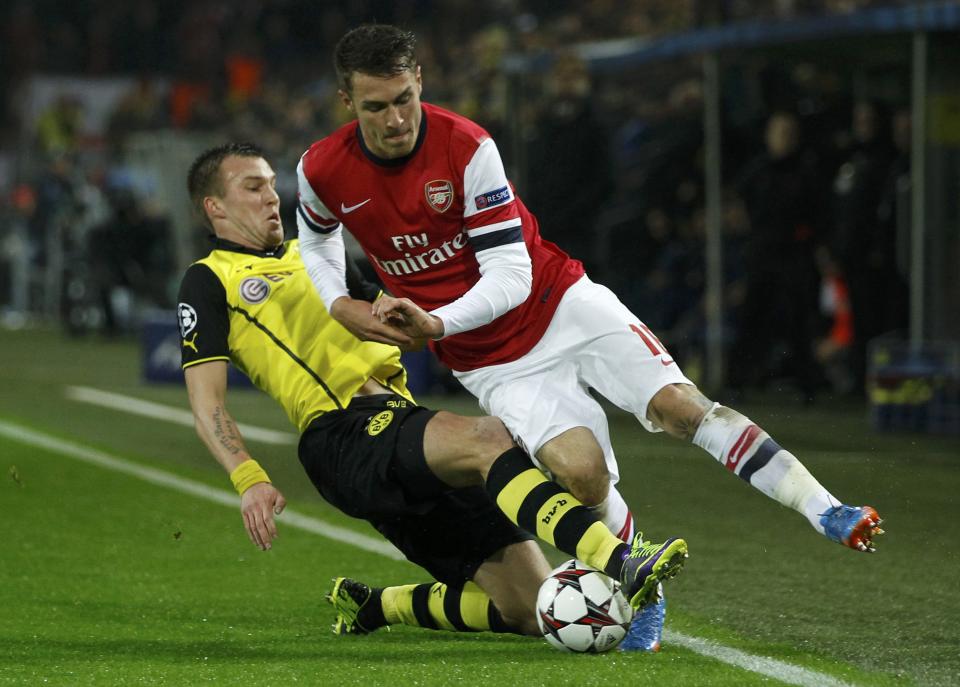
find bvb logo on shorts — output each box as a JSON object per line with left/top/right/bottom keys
{"left": 366, "top": 411, "right": 394, "bottom": 436}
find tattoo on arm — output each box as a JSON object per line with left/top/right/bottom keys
{"left": 211, "top": 405, "right": 242, "bottom": 455}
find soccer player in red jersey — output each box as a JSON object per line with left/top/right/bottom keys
{"left": 296, "top": 26, "right": 884, "bottom": 602}
{"left": 179, "top": 143, "right": 687, "bottom": 639}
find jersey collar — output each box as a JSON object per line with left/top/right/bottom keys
{"left": 209, "top": 235, "right": 287, "bottom": 259}
{"left": 356, "top": 107, "right": 428, "bottom": 167}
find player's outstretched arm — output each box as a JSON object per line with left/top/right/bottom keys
{"left": 329, "top": 296, "right": 416, "bottom": 347}
{"left": 184, "top": 361, "right": 287, "bottom": 550}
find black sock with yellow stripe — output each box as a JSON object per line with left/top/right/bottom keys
{"left": 379, "top": 581, "right": 518, "bottom": 634}
{"left": 485, "top": 447, "right": 630, "bottom": 579}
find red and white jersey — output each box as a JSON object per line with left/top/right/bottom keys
{"left": 297, "top": 102, "right": 583, "bottom": 371}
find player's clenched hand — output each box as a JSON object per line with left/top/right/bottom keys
{"left": 240, "top": 482, "right": 287, "bottom": 551}
{"left": 329, "top": 296, "right": 413, "bottom": 347}
{"left": 373, "top": 296, "right": 445, "bottom": 340}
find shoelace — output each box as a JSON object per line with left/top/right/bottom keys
{"left": 821, "top": 505, "right": 859, "bottom": 529}
{"left": 818, "top": 504, "right": 849, "bottom": 518}
{"left": 629, "top": 539, "right": 664, "bottom": 560}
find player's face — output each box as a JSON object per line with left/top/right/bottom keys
{"left": 209, "top": 155, "right": 284, "bottom": 250}
{"left": 341, "top": 66, "right": 423, "bottom": 159}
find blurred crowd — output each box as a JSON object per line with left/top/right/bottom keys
{"left": 528, "top": 52, "right": 912, "bottom": 399}
{"left": 0, "top": 0, "right": 916, "bottom": 396}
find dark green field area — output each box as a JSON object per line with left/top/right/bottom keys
{"left": 2, "top": 327, "right": 958, "bottom": 686}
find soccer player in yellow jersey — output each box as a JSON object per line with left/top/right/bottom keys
{"left": 177, "top": 143, "right": 688, "bottom": 637}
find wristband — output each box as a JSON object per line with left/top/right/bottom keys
{"left": 230, "top": 459, "right": 271, "bottom": 495}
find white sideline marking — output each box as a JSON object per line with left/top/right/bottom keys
{"left": 65, "top": 386, "right": 296, "bottom": 446}
{"left": 664, "top": 630, "right": 855, "bottom": 687}
{"left": 1, "top": 418, "right": 857, "bottom": 686}
{"left": 0, "top": 419, "right": 403, "bottom": 561}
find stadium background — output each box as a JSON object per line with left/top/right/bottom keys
{"left": 1, "top": 2, "right": 960, "bottom": 686}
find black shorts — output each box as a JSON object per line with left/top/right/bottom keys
{"left": 298, "top": 394, "right": 531, "bottom": 586}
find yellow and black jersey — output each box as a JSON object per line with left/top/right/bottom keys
{"left": 176, "top": 237, "right": 412, "bottom": 433}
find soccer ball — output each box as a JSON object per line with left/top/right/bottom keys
{"left": 536, "top": 559, "right": 633, "bottom": 653}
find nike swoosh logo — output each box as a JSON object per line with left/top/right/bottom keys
{"left": 340, "top": 199, "right": 371, "bottom": 214}
{"left": 661, "top": 358, "right": 675, "bottom": 366}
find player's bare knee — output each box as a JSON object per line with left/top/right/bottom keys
{"left": 571, "top": 474, "right": 610, "bottom": 507}
{"left": 555, "top": 460, "right": 609, "bottom": 507}
{"left": 649, "top": 384, "right": 714, "bottom": 440}
{"left": 536, "top": 427, "right": 608, "bottom": 505}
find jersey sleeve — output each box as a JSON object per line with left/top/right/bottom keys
{"left": 429, "top": 137, "right": 532, "bottom": 337}
{"left": 176, "top": 263, "right": 230, "bottom": 369}
{"left": 462, "top": 137, "right": 524, "bottom": 248}
{"left": 297, "top": 153, "right": 351, "bottom": 307}
{"left": 296, "top": 153, "right": 341, "bottom": 234}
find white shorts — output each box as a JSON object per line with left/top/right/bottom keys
{"left": 454, "top": 276, "right": 692, "bottom": 482}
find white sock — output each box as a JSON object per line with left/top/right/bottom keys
{"left": 692, "top": 404, "right": 839, "bottom": 533}
{"left": 590, "top": 484, "right": 635, "bottom": 541}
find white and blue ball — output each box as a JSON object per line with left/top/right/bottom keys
{"left": 536, "top": 559, "right": 633, "bottom": 653}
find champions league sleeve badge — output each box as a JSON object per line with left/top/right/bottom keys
{"left": 178, "top": 303, "right": 198, "bottom": 338}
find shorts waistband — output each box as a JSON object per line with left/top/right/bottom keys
{"left": 303, "top": 393, "right": 416, "bottom": 434}
{"left": 348, "top": 392, "right": 403, "bottom": 406}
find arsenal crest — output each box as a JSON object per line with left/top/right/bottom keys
{"left": 424, "top": 179, "right": 454, "bottom": 213}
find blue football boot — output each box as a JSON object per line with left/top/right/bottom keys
{"left": 820, "top": 505, "right": 884, "bottom": 552}
{"left": 619, "top": 583, "right": 665, "bottom": 652}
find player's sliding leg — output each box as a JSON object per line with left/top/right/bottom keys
{"left": 534, "top": 427, "right": 636, "bottom": 540}
{"left": 422, "top": 412, "right": 687, "bottom": 609}
{"left": 484, "top": 446, "right": 686, "bottom": 609}
{"left": 483, "top": 446, "right": 628, "bottom": 576}
{"left": 533, "top": 430, "right": 667, "bottom": 645}
{"left": 650, "top": 385, "right": 884, "bottom": 552}
{"left": 327, "top": 578, "right": 523, "bottom": 635}
{"left": 329, "top": 542, "right": 548, "bottom": 637}
{"left": 533, "top": 427, "right": 668, "bottom": 647}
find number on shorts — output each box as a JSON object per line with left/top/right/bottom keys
{"left": 630, "top": 323, "right": 674, "bottom": 365}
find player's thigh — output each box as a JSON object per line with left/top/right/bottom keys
{"left": 472, "top": 540, "right": 551, "bottom": 636}
{"left": 421, "top": 411, "right": 515, "bottom": 488}
{"left": 463, "top": 360, "right": 616, "bottom": 474}
{"left": 569, "top": 280, "right": 693, "bottom": 431}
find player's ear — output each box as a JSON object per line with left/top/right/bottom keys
{"left": 415, "top": 64, "right": 422, "bottom": 94}
{"left": 338, "top": 89, "right": 354, "bottom": 113}
{"left": 204, "top": 196, "right": 226, "bottom": 221}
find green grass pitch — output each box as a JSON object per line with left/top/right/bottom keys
{"left": 1, "top": 327, "right": 958, "bottom": 686}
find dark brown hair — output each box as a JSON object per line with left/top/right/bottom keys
{"left": 334, "top": 24, "right": 417, "bottom": 93}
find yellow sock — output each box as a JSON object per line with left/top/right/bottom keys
{"left": 485, "top": 448, "right": 628, "bottom": 577}
{"left": 380, "top": 581, "right": 514, "bottom": 632}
